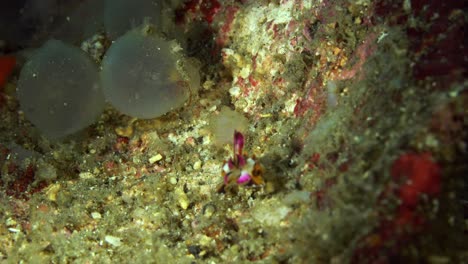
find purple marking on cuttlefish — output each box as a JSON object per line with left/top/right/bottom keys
{"left": 234, "top": 130, "right": 244, "bottom": 156}
{"left": 237, "top": 171, "right": 251, "bottom": 184}
{"left": 227, "top": 159, "right": 235, "bottom": 169}
{"left": 236, "top": 154, "right": 246, "bottom": 167}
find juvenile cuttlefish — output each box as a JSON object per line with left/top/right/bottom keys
{"left": 217, "top": 130, "right": 264, "bottom": 193}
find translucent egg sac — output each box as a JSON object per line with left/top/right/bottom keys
{"left": 104, "top": 0, "right": 162, "bottom": 39}
{"left": 17, "top": 39, "right": 104, "bottom": 139}
{"left": 100, "top": 29, "right": 190, "bottom": 119}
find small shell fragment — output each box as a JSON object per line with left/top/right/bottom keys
{"left": 91, "top": 212, "right": 102, "bottom": 219}
{"left": 175, "top": 187, "right": 189, "bottom": 210}
{"left": 149, "top": 154, "right": 163, "bottom": 164}
{"left": 105, "top": 235, "right": 122, "bottom": 247}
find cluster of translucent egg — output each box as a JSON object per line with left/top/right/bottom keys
{"left": 104, "top": 0, "right": 163, "bottom": 39}
{"left": 101, "top": 30, "right": 189, "bottom": 119}
{"left": 17, "top": 0, "right": 196, "bottom": 139}
{"left": 17, "top": 40, "right": 104, "bottom": 139}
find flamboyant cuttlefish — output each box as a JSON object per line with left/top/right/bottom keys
{"left": 217, "top": 130, "right": 264, "bottom": 193}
